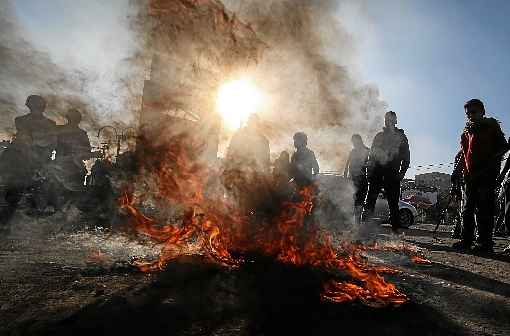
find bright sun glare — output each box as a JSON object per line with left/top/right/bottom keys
{"left": 216, "top": 79, "right": 262, "bottom": 130}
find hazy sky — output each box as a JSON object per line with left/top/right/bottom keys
{"left": 11, "top": 0, "right": 510, "bottom": 177}
{"left": 338, "top": 0, "right": 510, "bottom": 177}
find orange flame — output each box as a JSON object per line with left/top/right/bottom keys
{"left": 120, "top": 134, "right": 408, "bottom": 306}
{"left": 411, "top": 256, "right": 432, "bottom": 265}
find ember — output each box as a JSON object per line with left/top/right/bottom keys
{"left": 120, "top": 134, "right": 407, "bottom": 306}
{"left": 411, "top": 256, "right": 433, "bottom": 265}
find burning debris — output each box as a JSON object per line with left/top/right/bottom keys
{"left": 119, "top": 132, "right": 407, "bottom": 307}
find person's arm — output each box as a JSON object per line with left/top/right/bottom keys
{"left": 76, "top": 132, "right": 93, "bottom": 161}
{"left": 494, "top": 122, "right": 509, "bottom": 155}
{"left": 399, "top": 131, "right": 410, "bottom": 180}
{"left": 343, "top": 151, "right": 351, "bottom": 179}
{"left": 450, "top": 150, "right": 464, "bottom": 199}
{"left": 312, "top": 151, "right": 319, "bottom": 176}
{"left": 497, "top": 156, "right": 509, "bottom": 185}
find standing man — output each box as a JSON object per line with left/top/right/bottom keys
{"left": 0, "top": 95, "right": 56, "bottom": 222}
{"left": 363, "top": 111, "right": 410, "bottom": 233}
{"left": 290, "top": 132, "right": 320, "bottom": 190}
{"left": 452, "top": 99, "right": 508, "bottom": 252}
{"left": 344, "top": 134, "right": 370, "bottom": 224}
{"left": 50, "top": 109, "right": 93, "bottom": 208}
{"left": 224, "top": 114, "right": 271, "bottom": 215}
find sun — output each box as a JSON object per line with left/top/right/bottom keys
{"left": 216, "top": 79, "right": 262, "bottom": 130}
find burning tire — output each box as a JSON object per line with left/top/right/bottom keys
{"left": 399, "top": 209, "right": 414, "bottom": 228}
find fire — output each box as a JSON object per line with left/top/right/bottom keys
{"left": 216, "top": 79, "right": 263, "bottom": 130}
{"left": 119, "top": 134, "right": 408, "bottom": 307}
{"left": 411, "top": 256, "right": 433, "bottom": 265}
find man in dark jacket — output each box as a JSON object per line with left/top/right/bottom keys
{"left": 344, "top": 134, "right": 369, "bottom": 224}
{"left": 452, "top": 99, "right": 508, "bottom": 253}
{"left": 0, "top": 95, "right": 56, "bottom": 222}
{"left": 290, "top": 132, "right": 320, "bottom": 190}
{"left": 362, "top": 111, "right": 410, "bottom": 233}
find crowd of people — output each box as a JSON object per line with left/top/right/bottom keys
{"left": 1, "top": 94, "right": 509, "bottom": 255}
{"left": 344, "top": 99, "right": 509, "bottom": 254}
{"left": 0, "top": 95, "right": 100, "bottom": 228}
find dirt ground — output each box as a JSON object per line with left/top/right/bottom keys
{"left": 1, "top": 213, "right": 509, "bottom": 336}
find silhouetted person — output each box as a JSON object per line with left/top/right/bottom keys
{"left": 273, "top": 151, "right": 291, "bottom": 182}
{"left": 451, "top": 99, "right": 508, "bottom": 253}
{"left": 51, "top": 109, "right": 92, "bottom": 208}
{"left": 344, "top": 134, "right": 369, "bottom": 224}
{"left": 497, "top": 137, "right": 510, "bottom": 240}
{"left": 450, "top": 151, "right": 465, "bottom": 239}
{"left": 226, "top": 114, "right": 270, "bottom": 174}
{"left": 502, "top": 140, "right": 510, "bottom": 254}
{"left": 224, "top": 114, "right": 271, "bottom": 215}
{"left": 0, "top": 95, "right": 56, "bottom": 224}
{"left": 273, "top": 150, "right": 291, "bottom": 200}
{"left": 290, "top": 132, "right": 319, "bottom": 190}
{"left": 363, "top": 111, "right": 410, "bottom": 233}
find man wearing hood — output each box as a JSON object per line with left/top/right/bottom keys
{"left": 452, "top": 99, "right": 508, "bottom": 253}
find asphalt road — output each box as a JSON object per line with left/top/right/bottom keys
{"left": 0, "top": 216, "right": 509, "bottom": 336}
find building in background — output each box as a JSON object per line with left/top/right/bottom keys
{"left": 415, "top": 172, "right": 451, "bottom": 194}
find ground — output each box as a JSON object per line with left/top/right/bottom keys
{"left": 0, "top": 214, "right": 509, "bottom": 336}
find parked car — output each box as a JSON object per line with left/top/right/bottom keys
{"left": 317, "top": 173, "right": 418, "bottom": 228}
{"left": 373, "top": 192, "right": 418, "bottom": 228}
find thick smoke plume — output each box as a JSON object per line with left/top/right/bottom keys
{"left": 0, "top": 1, "right": 144, "bottom": 144}
{"left": 221, "top": 0, "right": 387, "bottom": 170}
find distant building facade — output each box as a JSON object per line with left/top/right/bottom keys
{"left": 415, "top": 172, "right": 451, "bottom": 193}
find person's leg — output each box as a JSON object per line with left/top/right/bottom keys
{"left": 474, "top": 181, "right": 496, "bottom": 249}
{"left": 505, "top": 183, "right": 510, "bottom": 234}
{"left": 353, "top": 176, "right": 367, "bottom": 225}
{"left": 384, "top": 173, "right": 401, "bottom": 231}
{"left": 460, "top": 182, "right": 476, "bottom": 246}
{"left": 362, "top": 173, "right": 382, "bottom": 223}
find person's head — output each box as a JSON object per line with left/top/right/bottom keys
{"left": 25, "top": 95, "right": 46, "bottom": 115}
{"left": 351, "top": 134, "right": 364, "bottom": 149}
{"left": 65, "top": 109, "right": 82, "bottom": 126}
{"left": 293, "top": 132, "right": 308, "bottom": 149}
{"left": 246, "top": 114, "right": 260, "bottom": 129}
{"left": 464, "top": 99, "right": 485, "bottom": 122}
{"left": 384, "top": 111, "right": 397, "bottom": 128}
{"left": 278, "top": 150, "right": 290, "bottom": 162}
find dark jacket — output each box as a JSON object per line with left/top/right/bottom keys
{"left": 367, "top": 127, "right": 410, "bottom": 176}
{"left": 290, "top": 147, "right": 319, "bottom": 188}
{"left": 226, "top": 127, "right": 270, "bottom": 174}
{"left": 460, "top": 117, "right": 508, "bottom": 181}
{"left": 344, "top": 145, "right": 369, "bottom": 179}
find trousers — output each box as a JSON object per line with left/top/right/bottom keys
{"left": 363, "top": 169, "right": 401, "bottom": 229}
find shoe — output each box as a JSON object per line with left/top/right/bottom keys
{"left": 452, "top": 240, "right": 472, "bottom": 251}
{"left": 472, "top": 243, "right": 494, "bottom": 254}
